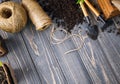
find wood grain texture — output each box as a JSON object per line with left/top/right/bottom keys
{"left": 97, "top": 0, "right": 120, "bottom": 19}
{"left": 0, "top": 0, "right": 120, "bottom": 84}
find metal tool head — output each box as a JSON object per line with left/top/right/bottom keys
{"left": 80, "top": 22, "right": 99, "bottom": 40}
{"left": 97, "top": 17, "right": 113, "bottom": 31}
{"left": 86, "top": 25, "right": 99, "bottom": 40}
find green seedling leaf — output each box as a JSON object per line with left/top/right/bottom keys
{"left": 76, "top": 0, "right": 84, "bottom": 4}
{"left": 0, "top": 61, "right": 3, "bottom": 67}
{"left": 76, "top": 0, "right": 81, "bottom": 4}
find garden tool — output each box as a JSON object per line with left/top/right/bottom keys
{"left": 79, "top": 1, "right": 98, "bottom": 40}
{"left": 84, "top": 0, "right": 106, "bottom": 29}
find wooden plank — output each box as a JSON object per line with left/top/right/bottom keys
{"left": 82, "top": 1, "right": 120, "bottom": 82}
{"left": 98, "top": 32, "right": 120, "bottom": 83}
{"left": 0, "top": 0, "right": 120, "bottom": 84}
{"left": 21, "top": 21, "right": 68, "bottom": 84}
{"left": 21, "top": 0, "right": 120, "bottom": 83}
{"left": 68, "top": 26, "right": 119, "bottom": 84}
{"left": 0, "top": 0, "right": 42, "bottom": 83}
{"left": 44, "top": 27, "right": 92, "bottom": 84}
{"left": 0, "top": 30, "right": 42, "bottom": 84}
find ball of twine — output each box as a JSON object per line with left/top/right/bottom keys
{"left": 0, "top": 1, "right": 27, "bottom": 33}
{"left": 22, "top": 0, "right": 52, "bottom": 31}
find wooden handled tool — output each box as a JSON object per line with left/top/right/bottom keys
{"left": 79, "top": 2, "right": 99, "bottom": 40}
{"left": 80, "top": 2, "right": 90, "bottom": 25}
{"left": 84, "top": 0, "right": 100, "bottom": 17}
{"left": 84, "top": 0, "right": 105, "bottom": 24}
{"left": 112, "top": 0, "right": 120, "bottom": 11}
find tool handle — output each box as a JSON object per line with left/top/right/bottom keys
{"left": 84, "top": 0, "right": 100, "bottom": 17}
{"left": 80, "top": 2, "right": 91, "bottom": 24}
{"left": 80, "top": 2, "right": 88, "bottom": 17}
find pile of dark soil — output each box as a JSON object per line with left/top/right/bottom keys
{"left": 38, "top": 0, "right": 83, "bottom": 32}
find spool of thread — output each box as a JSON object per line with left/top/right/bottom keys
{"left": 0, "top": 1, "right": 27, "bottom": 33}
{"left": 22, "top": 0, "right": 52, "bottom": 31}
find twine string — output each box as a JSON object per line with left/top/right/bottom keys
{"left": 50, "top": 25, "right": 85, "bottom": 54}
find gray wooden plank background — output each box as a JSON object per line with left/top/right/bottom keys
{"left": 0, "top": 0, "right": 120, "bottom": 84}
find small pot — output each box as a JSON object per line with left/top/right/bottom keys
{"left": 0, "top": 63, "right": 17, "bottom": 84}
{"left": 0, "top": 35, "right": 8, "bottom": 57}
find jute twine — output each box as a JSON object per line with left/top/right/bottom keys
{"left": 0, "top": 1, "right": 27, "bottom": 33}
{"left": 22, "top": 0, "right": 52, "bottom": 31}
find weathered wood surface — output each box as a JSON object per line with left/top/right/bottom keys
{"left": 0, "top": 0, "right": 120, "bottom": 84}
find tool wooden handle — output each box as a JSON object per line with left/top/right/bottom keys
{"left": 85, "top": 0, "right": 100, "bottom": 17}
{"left": 112, "top": 0, "right": 120, "bottom": 11}
{"left": 80, "top": 3, "right": 88, "bottom": 17}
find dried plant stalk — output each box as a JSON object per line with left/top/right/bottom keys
{"left": 0, "top": 1, "right": 27, "bottom": 33}
{"left": 22, "top": 0, "right": 52, "bottom": 31}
